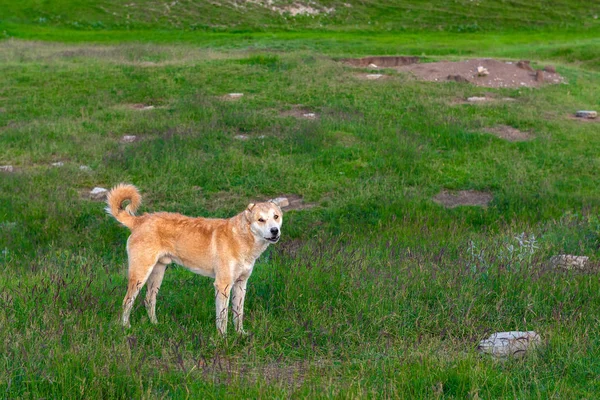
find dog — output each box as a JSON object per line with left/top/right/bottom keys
{"left": 106, "top": 183, "right": 283, "bottom": 335}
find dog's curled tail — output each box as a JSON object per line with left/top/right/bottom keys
{"left": 106, "top": 183, "right": 142, "bottom": 230}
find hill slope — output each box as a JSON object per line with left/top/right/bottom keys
{"left": 1, "top": 0, "right": 599, "bottom": 32}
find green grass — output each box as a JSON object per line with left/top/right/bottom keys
{"left": 2, "top": 5, "right": 600, "bottom": 397}
{"left": 1, "top": 0, "right": 599, "bottom": 32}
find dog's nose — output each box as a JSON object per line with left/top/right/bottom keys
{"left": 270, "top": 227, "right": 279, "bottom": 235}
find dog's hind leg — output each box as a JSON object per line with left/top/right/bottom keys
{"left": 144, "top": 261, "right": 167, "bottom": 324}
{"left": 122, "top": 251, "right": 159, "bottom": 328}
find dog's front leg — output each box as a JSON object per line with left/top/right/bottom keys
{"left": 232, "top": 276, "right": 249, "bottom": 335}
{"left": 214, "top": 279, "right": 232, "bottom": 336}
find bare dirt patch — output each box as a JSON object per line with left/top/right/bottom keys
{"left": 568, "top": 114, "right": 600, "bottom": 123}
{"left": 246, "top": 0, "right": 334, "bottom": 16}
{"left": 433, "top": 190, "right": 493, "bottom": 208}
{"left": 270, "top": 194, "right": 317, "bottom": 211}
{"left": 452, "top": 95, "right": 516, "bottom": 105}
{"left": 122, "top": 103, "right": 155, "bottom": 110}
{"left": 482, "top": 125, "right": 533, "bottom": 142}
{"left": 280, "top": 105, "right": 318, "bottom": 120}
{"left": 398, "top": 58, "right": 565, "bottom": 88}
{"left": 342, "top": 56, "right": 420, "bottom": 68}
{"left": 219, "top": 93, "right": 245, "bottom": 101}
{"left": 353, "top": 73, "right": 388, "bottom": 81}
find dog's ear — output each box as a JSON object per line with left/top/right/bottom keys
{"left": 244, "top": 203, "right": 255, "bottom": 221}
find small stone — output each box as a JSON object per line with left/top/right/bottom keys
{"left": 270, "top": 197, "right": 290, "bottom": 208}
{"left": 365, "top": 74, "right": 383, "bottom": 80}
{"left": 478, "top": 331, "right": 541, "bottom": 358}
{"left": 575, "top": 110, "right": 597, "bottom": 119}
{"left": 368, "top": 63, "right": 378, "bottom": 69}
{"left": 234, "top": 134, "right": 249, "bottom": 140}
{"left": 121, "top": 135, "right": 137, "bottom": 143}
{"left": 79, "top": 165, "right": 92, "bottom": 171}
{"left": 51, "top": 162, "right": 64, "bottom": 167}
{"left": 516, "top": 60, "right": 534, "bottom": 71}
{"left": 141, "top": 105, "right": 154, "bottom": 110}
{"left": 303, "top": 113, "right": 316, "bottom": 119}
{"left": 535, "top": 70, "right": 544, "bottom": 82}
{"left": 549, "top": 255, "right": 589, "bottom": 271}
{"left": 90, "top": 187, "right": 108, "bottom": 201}
{"left": 447, "top": 74, "right": 470, "bottom": 83}
{"left": 467, "top": 96, "right": 488, "bottom": 102}
{"left": 544, "top": 65, "right": 556, "bottom": 73}
{"left": 0, "top": 165, "right": 14, "bottom": 173}
{"left": 477, "top": 66, "right": 489, "bottom": 76}
{"left": 227, "top": 93, "right": 244, "bottom": 99}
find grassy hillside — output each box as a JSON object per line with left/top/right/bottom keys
{"left": 2, "top": 37, "right": 600, "bottom": 397}
{"left": 2, "top": 0, "right": 600, "bottom": 397}
{"left": 1, "top": 0, "right": 599, "bottom": 32}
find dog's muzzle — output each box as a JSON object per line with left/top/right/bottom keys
{"left": 265, "top": 235, "right": 280, "bottom": 243}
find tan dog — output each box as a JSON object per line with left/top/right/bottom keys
{"left": 106, "top": 183, "right": 283, "bottom": 335}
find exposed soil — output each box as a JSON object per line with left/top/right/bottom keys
{"left": 120, "top": 135, "right": 138, "bottom": 143}
{"left": 268, "top": 194, "right": 317, "bottom": 211}
{"left": 353, "top": 73, "right": 387, "bottom": 80}
{"left": 342, "top": 56, "right": 420, "bottom": 68}
{"left": 123, "top": 103, "right": 155, "bottom": 110}
{"left": 482, "top": 125, "right": 533, "bottom": 142}
{"left": 398, "top": 58, "right": 564, "bottom": 88}
{"left": 246, "top": 0, "right": 334, "bottom": 16}
{"left": 452, "top": 95, "right": 516, "bottom": 105}
{"left": 433, "top": 190, "right": 493, "bottom": 208}
{"left": 343, "top": 57, "right": 564, "bottom": 88}
{"left": 280, "top": 105, "right": 318, "bottom": 120}
{"left": 568, "top": 114, "right": 600, "bottom": 123}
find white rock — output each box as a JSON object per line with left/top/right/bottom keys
{"left": 79, "top": 165, "right": 92, "bottom": 171}
{"left": 477, "top": 66, "right": 489, "bottom": 76}
{"left": 467, "top": 97, "right": 488, "bottom": 102}
{"left": 575, "top": 110, "right": 597, "bottom": 119}
{"left": 549, "top": 255, "right": 589, "bottom": 271}
{"left": 368, "top": 63, "right": 378, "bottom": 69}
{"left": 90, "top": 187, "right": 108, "bottom": 200}
{"left": 227, "top": 93, "right": 244, "bottom": 99}
{"left": 121, "top": 135, "right": 137, "bottom": 143}
{"left": 478, "top": 331, "right": 541, "bottom": 358}
{"left": 270, "top": 197, "right": 290, "bottom": 208}
{"left": 51, "top": 162, "right": 64, "bottom": 167}
{"left": 234, "top": 134, "right": 249, "bottom": 140}
{"left": 0, "top": 165, "right": 14, "bottom": 172}
{"left": 303, "top": 113, "right": 316, "bottom": 119}
{"left": 366, "top": 74, "right": 383, "bottom": 80}
{"left": 141, "top": 105, "right": 155, "bottom": 110}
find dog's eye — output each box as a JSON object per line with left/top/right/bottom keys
{"left": 274, "top": 215, "right": 279, "bottom": 220}
{"left": 258, "top": 218, "right": 266, "bottom": 223}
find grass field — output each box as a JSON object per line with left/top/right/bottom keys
{"left": 2, "top": 1, "right": 600, "bottom": 398}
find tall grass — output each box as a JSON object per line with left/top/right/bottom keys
{"left": 1, "top": 38, "right": 600, "bottom": 397}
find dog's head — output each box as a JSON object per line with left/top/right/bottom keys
{"left": 245, "top": 202, "right": 283, "bottom": 243}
